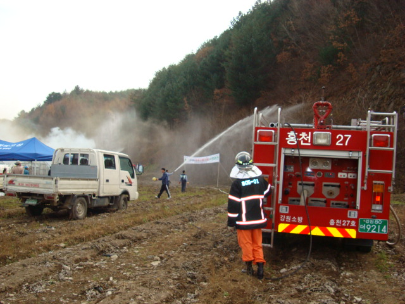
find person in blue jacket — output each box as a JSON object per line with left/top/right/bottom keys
{"left": 155, "top": 168, "right": 171, "bottom": 199}
{"left": 179, "top": 170, "right": 189, "bottom": 192}
{"left": 24, "top": 165, "right": 29, "bottom": 175}
{"left": 166, "top": 169, "right": 173, "bottom": 188}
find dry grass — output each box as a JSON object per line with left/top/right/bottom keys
{"left": 391, "top": 193, "right": 405, "bottom": 205}
{"left": 0, "top": 185, "right": 227, "bottom": 266}
{"left": 0, "top": 197, "right": 24, "bottom": 218}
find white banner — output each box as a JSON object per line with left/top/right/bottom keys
{"left": 184, "top": 153, "right": 220, "bottom": 164}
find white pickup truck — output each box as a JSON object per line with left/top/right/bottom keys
{"left": 4, "top": 148, "right": 142, "bottom": 219}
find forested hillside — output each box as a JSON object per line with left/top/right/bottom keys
{"left": 135, "top": 0, "right": 404, "bottom": 126}
{"left": 13, "top": 0, "right": 404, "bottom": 189}
{"left": 15, "top": 86, "right": 141, "bottom": 137}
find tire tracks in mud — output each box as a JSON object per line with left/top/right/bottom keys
{"left": 1, "top": 190, "right": 405, "bottom": 303}
{"left": 0, "top": 204, "right": 230, "bottom": 303}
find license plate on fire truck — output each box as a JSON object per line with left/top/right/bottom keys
{"left": 359, "top": 219, "right": 388, "bottom": 234}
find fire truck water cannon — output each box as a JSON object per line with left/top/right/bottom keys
{"left": 313, "top": 101, "right": 333, "bottom": 129}
{"left": 251, "top": 101, "right": 401, "bottom": 255}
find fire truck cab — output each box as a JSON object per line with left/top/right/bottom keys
{"left": 252, "top": 102, "right": 398, "bottom": 252}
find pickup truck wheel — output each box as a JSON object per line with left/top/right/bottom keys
{"left": 25, "top": 205, "right": 44, "bottom": 217}
{"left": 71, "top": 197, "right": 87, "bottom": 220}
{"left": 116, "top": 195, "right": 128, "bottom": 210}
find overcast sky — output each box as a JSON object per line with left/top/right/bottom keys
{"left": 0, "top": 0, "right": 256, "bottom": 120}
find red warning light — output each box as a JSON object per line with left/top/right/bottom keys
{"left": 258, "top": 130, "right": 274, "bottom": 142}
{"left": 372, "top": 135, "right": 390, "bottom": 147}
{"left": 371, "top": 182, "right": 384, "bottom": 212}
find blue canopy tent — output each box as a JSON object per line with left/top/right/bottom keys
{"left": 0, "top": 139, "right": 12, "bottom": 146}
{"left": 0, "top": 137, "right": 54, "bottom": 161}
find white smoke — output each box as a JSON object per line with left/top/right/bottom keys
{"left": 0, "top": 119, "right": 28, "bottom": 142}
{"left": 42, "top": 127, "right": 96, "bottom": 149}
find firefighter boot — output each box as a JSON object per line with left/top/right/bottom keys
{"left": 245, "top": 261, "right": 254, "bottom": 276}
{"left": 257, "top": 262, "right": 264, "bottom": 280}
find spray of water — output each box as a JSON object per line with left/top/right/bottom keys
{"left": 173, "top": 106, "right": 278, "bottom": 172}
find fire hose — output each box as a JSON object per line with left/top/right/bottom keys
{"left": 386, "top": 204, "right": 402, "bottom": 246}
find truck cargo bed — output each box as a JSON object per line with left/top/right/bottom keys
{"left": 4, "top": 174, "right": 98, "bottom": 195}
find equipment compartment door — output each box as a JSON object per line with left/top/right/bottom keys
{"left": 281, "top": 155, "right": 359, "bottom": 209}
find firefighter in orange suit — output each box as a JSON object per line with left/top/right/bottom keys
{"left": 227, "top": 151, "right": 271, "bottom": 279}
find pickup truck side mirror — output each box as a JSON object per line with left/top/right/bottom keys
{"left": 135, "top": 164, "right": 144, "bottom": 175}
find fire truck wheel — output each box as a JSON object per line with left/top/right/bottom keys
{"left": 356, "top": 245, "right": 372, "bottom": 253}
{"left": 344, "top": 239, "right": 373, "bottom": 253}
{"left": 115, "top": 195, "right": 128, "bottom": 211}
{"left": 25, "top": 205, "right": 44, "bottom": 217}
{"left": 71, "top": 197, "right": 87, "bottom": 220}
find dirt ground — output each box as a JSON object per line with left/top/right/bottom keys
{"left": 0, "top": 177, "right": 404, "bottom": 304}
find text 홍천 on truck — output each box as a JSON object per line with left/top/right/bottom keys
{"left": 252, "top": 101, "right": 398, "bottom": 252}
{"left": 4, "top": 148, "right": 143, "bottom": 220}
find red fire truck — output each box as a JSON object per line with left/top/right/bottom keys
{"left": 252, "top": 101, "right": 398, "bottom": 252}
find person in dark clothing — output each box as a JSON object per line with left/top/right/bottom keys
{"left": 227, "top": 151, "right": 271, "bottom": 280}
{"left": 179, "top": 170, "right": 189, "bottom": 192}
{"left": 155, "top": 168, "right": 171, "bottom": 199}
{"left": 166, "top": 169, "right": 173, "bottom": 188}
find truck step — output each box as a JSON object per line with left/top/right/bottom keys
{"left": 262, "top": 229, "right": 273, "bottom": 233}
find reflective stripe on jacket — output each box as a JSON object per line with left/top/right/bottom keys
{"left": 227, "top": 176, "right": 271, "bottom": 230}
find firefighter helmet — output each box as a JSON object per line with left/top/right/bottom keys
{"left": 235, "top": 151, "right": 253, "bottom": 169}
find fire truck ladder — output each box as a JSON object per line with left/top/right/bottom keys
{"left": 363, "top": 110, "right": 398, "bottom": 191}
{"left": 252, "top": 107, "right": 281, "bottom": 248}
